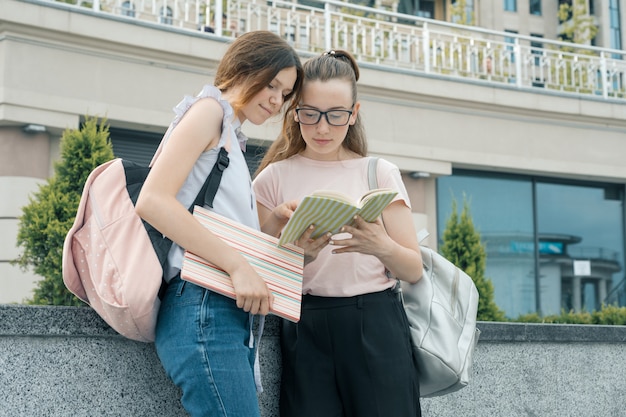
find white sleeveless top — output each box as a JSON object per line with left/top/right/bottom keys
{"left": 164, "top": 85, "right": 259, "bottom": 280}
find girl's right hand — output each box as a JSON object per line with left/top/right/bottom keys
{"left": 229, "top": 264, "right": 274, "bottom": 315}
{"left": 297, "top": 225, "right": 332, "bottom": 265}
{"left": 259, "top": 200, "right": 298, "bottom": 238}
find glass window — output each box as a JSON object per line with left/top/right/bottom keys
{"left": 437, "top": 173, "right": 535, "bottom": 318}
{"left": 121, "top": 0, "right": 135, "bottom": 17}
{"left": 536, "top": 182, "right": 624, "bottom": 314}
{"left": 504, "top": 0, "right": 517, "bottom": 12}
{"left": 464, "top": 0, "right": 474, "bottom": 23}
{"left": 530, "top": 0, "right": 541, "bottom": 15}
{"left": 530, "top": 34, "right": 543, "bottom": 65}
{"left": 437, "top": 171, "right": 625, "bottom": 318}
{"left": 530, "top": 34, "right": 544, "bottom": 86}
{"left": 609, "top": 0, "right": 622, "bottom": 52}
{"left": 160, "top": 6, "right": 173, "bottom": 25}
{"left": 417, "top": 0, "right": 435, "bottom": 18}
{"left": 504, "top": 30, "right": 517, "bottom": 64}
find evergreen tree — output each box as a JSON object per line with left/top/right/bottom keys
{"left": 440, "top": 196, "right": 506, "bottom": 321}
{"left": 14, "top": 116, "right": 115, "bottom": 305}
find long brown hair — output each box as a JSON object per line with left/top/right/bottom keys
{"left": 215, "top": 31, "right": 303, "bottom": 114}
{"left": 255, "top": 49, "right": 367, "bottom": 175}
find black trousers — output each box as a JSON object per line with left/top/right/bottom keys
{"left": 279, "top": 288, "right": 421, "bottom": 417}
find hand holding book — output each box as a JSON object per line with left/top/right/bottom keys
{"left": 278, "top": 188, "right": 398, "bottom": 246}
{"left": 181, "top": 206, "right": 304, "bottom": 322}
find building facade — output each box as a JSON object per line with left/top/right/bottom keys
{"left": 1, "top": 0, "right": 625, "bottom": 318}
{"left": 400, "top": 0, "right": 624, "bottom": 52}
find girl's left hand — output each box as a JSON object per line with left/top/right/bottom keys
{"left": 329, "top": 215, "right": 394, "bottom": 257}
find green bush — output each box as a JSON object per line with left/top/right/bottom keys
{"left": 591, "top": 304, "right": 626, "bottom": 325}
{"left": 514, "top": 304, "right": 626, "bottom": 325}
{"left": 14, "top": 116, "right": 114, "bottom": 305}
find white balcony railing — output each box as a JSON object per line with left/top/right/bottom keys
{"left": 66, "top": 0, "right": 626, "bottom": 101}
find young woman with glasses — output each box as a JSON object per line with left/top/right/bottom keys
{"left": 253, "top": 50, "right": 423, "bottom": 417}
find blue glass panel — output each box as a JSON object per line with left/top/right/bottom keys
{"left": 437, "top": 173, "right": 626, "bottom": 317}
{"left": 504, "top": 0, "right": 517, "bottom": 12}
{"left": 537, "top": 183, "right": 624, "bottom": 313}
{"left": 437, "top": 174, "right": 535, "bottom": 318}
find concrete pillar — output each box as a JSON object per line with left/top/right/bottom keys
{"left": 572, "top": 276, "right": 582, "bottom": 312}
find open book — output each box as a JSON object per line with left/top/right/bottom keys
{"left": 181, "top": 205, "right": 304, "bottom": 322}
{"left": 278, "top": 188, "right": 398, "bottom": 246}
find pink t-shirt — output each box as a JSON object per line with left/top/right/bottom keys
{"left": 252, "top": 154, "right": 411, "bottom": 297}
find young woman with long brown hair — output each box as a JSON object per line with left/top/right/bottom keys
{"left": 254, "top": 50, "right": 423, "bottom": 417}
{"left": 136, "top": 31, "right": 302, "bottom": 417}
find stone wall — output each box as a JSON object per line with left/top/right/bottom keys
{"left": 1, "top": 305, "right": 625, "bottom": 417}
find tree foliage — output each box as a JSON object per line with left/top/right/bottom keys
{"left": 440, "top": 196, "right": 506, "bottom": 321}
{"left": 557, "top": 0, "right": 598, "bottom": 49}
{"left": 450, "top": 0, "right": 475, "bottom": 26}
{"left": 14, "top": 116, "right": 115, "bottom": 305}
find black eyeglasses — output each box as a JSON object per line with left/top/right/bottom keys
{"left": 295, "top": 108, "right": 353, "bottom": 126}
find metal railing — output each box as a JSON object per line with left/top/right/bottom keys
{"left": 605, "top": 277, "right": 626, "bottom": 306}
{"left": 62, "top": 0, "right": 626, "bottom": 101}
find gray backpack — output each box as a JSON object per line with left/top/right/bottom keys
{"left": 367, "top": 157, "right": 480, "bottom": 397}
{"left": 402, "top": 229, "right": 481, "bottom": 397}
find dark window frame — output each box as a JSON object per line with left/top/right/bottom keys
{"left": 530, "top": 0, "right": 541, "bottom": 16}
{"left": 121, "top": 0, "right": 135, "bottom": 17}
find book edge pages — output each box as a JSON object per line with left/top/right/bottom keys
{"left": 181, "top": 205, "right": 304, "bottom": 322}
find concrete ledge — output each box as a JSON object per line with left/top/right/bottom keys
{"left": 1, "top": 305, "right": 625, "bottom": 416}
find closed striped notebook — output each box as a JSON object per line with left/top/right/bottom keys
{"left": 181, "top": 205, "right": 304, "bottom": 322}
{"left": 278, "top": 188, "right": 398, "bottom": 246}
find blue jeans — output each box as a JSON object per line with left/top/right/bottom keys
{"left": 155, "top": 276, "right": 260, "bottom": 417}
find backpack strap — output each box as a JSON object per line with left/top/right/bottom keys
{"left": 417, "top": 229, "right": 429, "bottom": 244}
{"left": 368, "top": 156, "right": 429, "bottom": 243}
{"left": 367, "top": 156, "right": 385, "bottom": 225}
{"left": 367, "top": 156, "right": 399, "bottom": 283}
{"left": 194, "top": 147, "right": 230, "bottom": 209}
{"left": 367, "top": 156, "right": 379, "bottom": 189}
{"left": 192, "top": 116, "right": 238, "bottom": 209}
{"left": 156, "top": 147, "right": 230, "bottom": 300}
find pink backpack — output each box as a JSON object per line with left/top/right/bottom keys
{"left": 62, "top": 146, "right": 229, "bottom": 342}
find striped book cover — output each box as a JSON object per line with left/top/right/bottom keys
{"left": 278, "top": 188, "right": 398, "bottom": 246}
{"left": 181, "top": 205, "right": 304, "bottom": 322}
